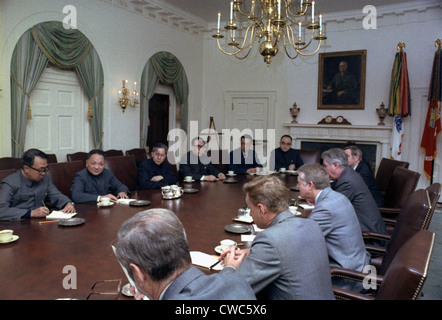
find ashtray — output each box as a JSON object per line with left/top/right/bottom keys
{"left": 58, "top": 218, "right": 85, "bottom": 227}
{"left": 129, "top": 200, "right": 151, "bottom": 207}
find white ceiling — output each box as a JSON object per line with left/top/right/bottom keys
{"left": 161, "top": 0, "right": 409, "bottom": 23}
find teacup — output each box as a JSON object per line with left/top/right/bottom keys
{"left": 171, "top": 185, "right": 183, "bottom": 197}
{"left": 220, "top": 239, "right": 237, "bottom": 251}
{"left": 184, "top": 176, "right": 193, "bottom": 182}
{"left": 0, "top": 229, "right": 13, "bottom": 242}
{"left": 280, "top": 168, "right": 286, "bottom": 173}
{"left": 100, "top": 197, "right": 111, "bottom": 205}
{"left": 289, "top": 206, "right": 297, "bottom": 214}
{"left": 161, "top": 186, "right": 173, "bottom": 198}
{"left": 228, "top": 170, "right": 234, "bottom": 175}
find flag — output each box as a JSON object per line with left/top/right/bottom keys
{"left": 388, "top": 49, "right": 410, "bottom": 160}
{"left": 420, "top": 48, "right": 441, "bottom": 180}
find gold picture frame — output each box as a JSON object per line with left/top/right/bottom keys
{"left": 317, "top": 49, "right": 366, "bottom": 110}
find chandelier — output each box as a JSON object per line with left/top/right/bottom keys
{"left": 213, "top": 0, "right": 327, "bottom": 66}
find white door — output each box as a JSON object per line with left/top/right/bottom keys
{"left": 25, "top": 65, "right": 91, "bottom": 162}
{"left": 224, "top": 91, "right": 276, "bottom": 166}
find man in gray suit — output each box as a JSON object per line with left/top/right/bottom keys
{"left": 115, "top": 208, "right": 256, "bottom": 300}
{"left": 322, "top": 148, "right": 387, "bottom": 238}
{"left": 221, "top": 176, "right": 334, "bottom": 300}
{"left": 297, "top": 163, "right": 371, "bottom": 291}
{"left": 0, "top": 149, "right": 75, "bottom": 221}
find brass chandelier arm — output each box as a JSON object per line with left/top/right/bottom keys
{"left": 216, "top": 23, "right": 257, "bottom": 57}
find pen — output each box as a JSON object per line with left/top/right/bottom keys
{"left": 209, "top": 259, "right": 222, "bottom": 270}
{"left": 42, "top": 200, "right": 47, "bottom": 208}
{"left": 39, "top": 220, "right": 59, "bottom": 224}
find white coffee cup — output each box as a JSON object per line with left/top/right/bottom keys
{"left": 100, "top": 197, "right": 111, "bottom": 205}
{"left": 0, "top": 229, "right": 13, "bottom": 242}
{"left": 280, "top": 167, "right": 286, "bottom": 173}
{"left": 289, "top": 206, "right": 297, "bottom": 214}
{"left": 228, "top": 170, "right": 234, "bottom": 175}
{"left": 220, "top": 239, "right": 237, "bottom": 251}
{"left": 184, "top": 176, "right": 192, "bottom": 181}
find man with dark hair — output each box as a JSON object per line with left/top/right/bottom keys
{"left": 0, "top": 149, "right": 75, "bottom": 221}
{"left": 229, "top": 135, "right": 263, "bottom": 174}
{"left": 70, "top": 149, "right": 129, "bottom": 203}
{"left": 115, "top": 208, "right": 256, "bottom": 300}
{"left": 178, "top": 137, "right": 226, "bottom": 181}
{"left": 270, "top": 135, "right": 304, "bottom": 171}
{"left": 343, "top": 145, "right": 384, "bottom": 207}
{"left": 136, "top": 143, "right": 177, "bottom": 189}
{"left": 220, "top": 175, "right": 334, "bottom": 300}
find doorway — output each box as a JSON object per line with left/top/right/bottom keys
{"left": 147, "top": 93, "right": 169, "bottom": 151}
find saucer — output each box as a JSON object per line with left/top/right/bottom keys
{"left": 214, "top": 245, "right": 224, "bottom": 254}
{"left": 223, "top": 179, "right": 238, "bottom": 184}
{"left": 0, "top": 235, "right": 19, "bottom": 244}
{"left": 224, "top": 223, "right": 251, "bottom": 234}
{"left": 226, "top": 173, "right": 237, "bottom": 177}
{"left": 129, "top": 200, "right": 151, "bottom": 207}
{"left": 58, "top": 218, "right": 85, "bottom": 227}
{"left": 121, "top": 283, "right": 133, "bottom": 297}
{"left": 98, "top": 202, "right": 114, "bottom": 207}
{"left": 183, "top": 188, "right": 198, "bottom": 194}
{"left": 183, "top": 179, "right": 195, "bottom": 183}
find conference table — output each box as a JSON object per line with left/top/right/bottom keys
{"left": 0, "top": 173, "right": 305, "bottom": 300}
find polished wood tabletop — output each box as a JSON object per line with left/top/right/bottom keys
{"left": 0, "top": 173, "right": 303, "bottom": 300}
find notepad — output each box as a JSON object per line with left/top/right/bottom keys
{"left": 45, "top": 210, "right": 77, "bottom": 220}
{"left": 190, "top": 251, "right": 223, "bottom": 271}
{"left": 298, "top": 204, "right": 315, "bottom": 210}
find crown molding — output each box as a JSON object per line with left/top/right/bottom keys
{"left": 100, "top": 0, "right": 208, "bottom": 37}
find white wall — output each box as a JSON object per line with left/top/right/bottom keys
{"left": 0, "top": 0, "right": 203, "bottom": 155}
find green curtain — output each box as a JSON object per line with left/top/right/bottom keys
{"left": 10, "top": 21, "right": 104, "bottom": 156}
{"left": 139, "top": 51, "right": 189, "bottom": 149}
{"left": 10, "top": 30, "right": 49, "bottom": 157}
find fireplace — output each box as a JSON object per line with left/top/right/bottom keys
{"left": 284, "top": 123, "right": 392, "bottom": 170}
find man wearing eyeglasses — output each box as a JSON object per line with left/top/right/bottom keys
{"left": 0, "top": 149, "right": 75, "bottom": 221}
{"left": 270, "top": 135, "right": 304, "bottom": 171}
{"left": 178, "top": 137, "right": 226, "bottom": 181}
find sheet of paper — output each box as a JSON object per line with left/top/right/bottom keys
{"left": 45, "top": 210, "right": 77, "bottom": 220}
{"left": 190, "top": 251, "right": 223, "bottom": 271}
{"left": 241, "top": 234, "right": 256, "bottom": 242}
{"left": 298, "top": 203, "right": 315, "bottom": 210}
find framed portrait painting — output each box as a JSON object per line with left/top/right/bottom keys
{"left": 317, "top": 50, "right": 366, "bottom": 110}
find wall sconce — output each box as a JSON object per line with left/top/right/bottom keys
{"left": 118, "top": 80, "right": 139, "bottom": 112}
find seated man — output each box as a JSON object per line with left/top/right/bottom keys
{"left": 220, "top": 176, "right": 334, "bottom": 300}
{"left": 297, "top": 163, "right": 371, "bottom": 292}
{"left": 322, "top": 148, "right": 387, "bottom": 238}
{"left": 70, "top": 149, "right": 129, "bottom": 203}
{"left": 343, "top": 145, "right": 384, "bottom": 207}
{"left": 229, "top": 135, "right": 263, "bottom": 174}
{"left": 114, "top": 208, "right": 256, "bottom": 300}
{"left": 0, "top": 149, "right": 75, "bottom": 221}
{"left": 178, "top": 137, "right": 226, "bottom": 181}
{"left": 270, "top": 135, "right": 304, "bottom": 171}
{"left": 136, "top": 143, "right": 177, "bottom": 189}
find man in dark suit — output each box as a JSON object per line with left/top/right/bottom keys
{"left": 322, "top": 148, "right": 387, "bottom": 237}
{"left": 229, "top": 135, "right": 263, "bottom": 174}
{"left": 343, "top": 145, "right": 384, "bottom": 207}
{"left": 178, "top": 137, "right": 226, "bottom": 181}
{"left": 270, "top": 135, "right": 304, "bottom": 171}
{"left": 220, "top": 176, "right": 334, "bottom": 300}
{"left": 136, "top": 143, "right": 177, "bottom": 189}
{"left": 0, "top": 149, "right": 75, "bottom": 221}
{"left": 298, "top": 163, "right": 371, "bottom": 292}
{"left": 115, "top": 208, "right": 256, "bottom": 300}
{"left": 70, "top": 149, "right": 129, "bottom": 203}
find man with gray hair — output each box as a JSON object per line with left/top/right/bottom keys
{"left": 114, "top": 208, "right": 255, "bottom": 300}
{"left": 297, "top": 163, "right": 371, "bottom": 291}
{"left": 322, "top": 148, "right": 387, "bottom": 238}
{"left": 220, "top": 175, "right": 334, "bottom": 300}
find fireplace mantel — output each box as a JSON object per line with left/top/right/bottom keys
{"left": 284, "top": 123, "right": 393, "bottom": 167}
